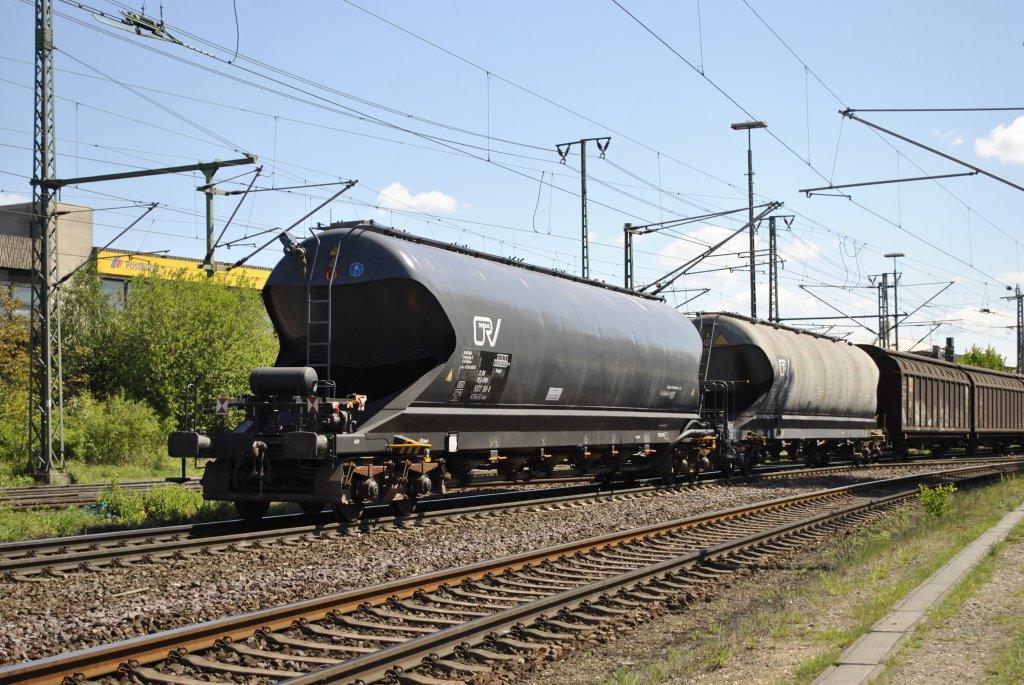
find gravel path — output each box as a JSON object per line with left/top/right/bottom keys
{"left": 0, "top": 467, "right": 960, "bottom": 668}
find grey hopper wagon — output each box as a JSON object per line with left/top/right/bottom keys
{"left": 694, "top": 312, "right": 879, "bottom": 464}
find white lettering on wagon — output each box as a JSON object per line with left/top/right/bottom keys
{"left": 472, "top": 316, "right": 502, "bottom": 347}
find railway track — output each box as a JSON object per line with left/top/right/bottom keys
{"left": 2, "top": 462, "right": 1014, "bottom": 685}
{"left": 0, "top": 454, "right": 1001, "bottom": 510}
{"left": 0, "top": 461, "right": 1008, "bottom": 580}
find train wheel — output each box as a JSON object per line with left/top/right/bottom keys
{"left": 332, "top": 501, "right": 364, "bottom": 522}
{"left": 391, "top": 496, "right": 417, "bottom": 517}
{"left": 235, "top": 500, "right": 269, "bottom": 522}
{"left": 298, "top": 502, "right": 326, "bottom": 515}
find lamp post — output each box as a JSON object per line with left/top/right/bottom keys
{"left": 731, "top": 120, "right": 767, "bottom": 319}
{"left": 884, "top": 252, "right": 904, "bottom": 350}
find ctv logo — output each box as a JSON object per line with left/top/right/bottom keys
{"left": 473, "top": 316, "right": 502, "bottom": 347}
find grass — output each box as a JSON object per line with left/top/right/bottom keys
{"left": 0, "top": 457, "right": 205, "bottom": 488}
{"left": 0, "top": 502, "right": 108, "bottom": 540}
{"left": 64, "top": 460, "right": 206, "bottom": 484}
{"left": 594, "top": 474, "right": 1024, "bottom": 685}
{"left": 0, "top": 489, "right": 240, "bottom": 542}
{"left": 0, "top": 458, "right": 246, "bottom": 541}
{"left": 986, "top": 625, "right": 1024, "bottom": 684}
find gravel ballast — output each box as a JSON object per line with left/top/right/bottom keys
{"left": 0, "top": 467, "right": 982, "bottom": 668}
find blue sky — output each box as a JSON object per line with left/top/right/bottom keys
{"left": 2, "top": 1, "right": 1023, "bottom": 360}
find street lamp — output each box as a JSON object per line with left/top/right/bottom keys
{"left": 884, "top": 252, "right": 904, "bottom": 350}
{"left": 731, "top": 120, "right": 767, "bottom": 319}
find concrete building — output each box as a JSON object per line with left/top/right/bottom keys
{"left": 0, "top": 201, "right": 94, "bottom": 314}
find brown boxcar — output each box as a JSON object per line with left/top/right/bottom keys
{"left": 857, "top": 345, "right": 972, "bottom": 456}
{"left": 961, "top": 365, "right": 1024, "bottom": 450}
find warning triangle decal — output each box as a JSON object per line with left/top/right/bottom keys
{"left": 714, "top": 334, "right": 729, "bottom": 345}
{"left": 445, "top": 369, "right": 454, "bottom": 382}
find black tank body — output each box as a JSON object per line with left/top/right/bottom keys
{"left": 262, "top": 221, "right": 703, "bottom": 454}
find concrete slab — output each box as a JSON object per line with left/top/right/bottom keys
{"left": 872, "top": 610, "right": 920, "bottom": 632}
{"left": 816, "top": 664, "right": 878, "bottom": 685}
{"left": 840, "top": 631, "right": 902, "bottom": 664}
{"left": 897, "top": 583, "right": 947, "bottom": 611}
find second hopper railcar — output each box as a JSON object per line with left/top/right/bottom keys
{"left": 694, "top": 312, "right": 881, "bottom": 466}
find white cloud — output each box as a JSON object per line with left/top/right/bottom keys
{"left": 0, "top": 193, "right": 30, "bottom": 205}
{"left": 975, "top": 116, "right": 1024, "bottom": 164}
{"left": 376, "top": 182, "right": 458, "bottom": 213}
{"left": 935, "top": 129, "right": 965, "bottom": 147}
{"left": 656, "top": 224, "right": 747, "bottom": 267}
{"left": 780, "top": 238, "right": 821, "bottom": 263}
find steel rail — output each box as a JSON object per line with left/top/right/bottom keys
{"left": 1, "top": 461, "right": 1011, "bottom": 577}
{"left": 1, "top": 463, "right": 1013, "bottom": 685}
{"left": 0, "top": 479, "right": 663, "bottom": 576}
{"left": 285, "top": 489, "right": 911, "bottom": 684}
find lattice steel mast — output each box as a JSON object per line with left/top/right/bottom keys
{"left": 28, "top": 0, "right": 63, "bottom": 477}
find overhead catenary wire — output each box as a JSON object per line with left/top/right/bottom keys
{"left": 4, "top": 1, "right": 1013, "bottom": 344}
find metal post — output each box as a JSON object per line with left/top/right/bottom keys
{"left": 893, "top": 267, "right": 899, "bottom": 350}
{"left": 1016, "top": 286, "right": 1022, "bottom": 374}
{"left": 202, "top": 167, "right": 217, "bottom": 277}
{"left": 623, "top": 223, "right": 634, "bottom": 289}
{"left": 885, "top": 252, "right": 904, "bottom": 350}
{"left": 556, "top": 137, "right": 610, "bottom": 280}
{"left": 1001, "top": 286, "right": 1023, "bottom": 373}
{"left": 731, "top": 121, "right": 767, "bottom": 320}
{"left": 580, "top": 140, "right": 588, "bottom": 279}
{"left": 878, "top": 273, "right": 890, "bottom": 348}
{"left": 28, "top": 0, "right": 63, "bottom": 478}
{"left": 746, "top": 136, "right": 755, "bottom": 317}
{"left": 768, "top": 216, "right": 778, "bottom": 322}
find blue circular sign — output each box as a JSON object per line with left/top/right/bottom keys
{"left": 349, "top": 262, "right": 364, "bottom": 278}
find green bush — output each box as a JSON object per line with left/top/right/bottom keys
{"left": 143, "top": 484, "right": 203, "bottom": 524}
{"left": 918, "top": 482, "right": 957, "bottom": 517}
{"left": 64, "top": 391, "right": 168, "bottom": 467}
{"left": 62, "top": 267, "right": 277, "bottom": 432}
{"left": 0, "top": 456, "right": 32, "bottom": 488}
{"left": 96, "top": 482, "right": 146, "bottom": 526}
{"left": 0, "top": 414, "right": 27, "bottom": 467}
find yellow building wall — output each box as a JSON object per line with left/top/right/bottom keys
{"left": 95, "top": 250, "right": 270, "bottom": 289}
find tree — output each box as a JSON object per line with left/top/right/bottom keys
{"left": 61, "top": 263, "right": 116, "bottom": 398}
{"left": 0, "top": 286, "right": 29, "bottom": 463}
{"left": 62, "top": 269, "right": 277, "bottom": 431}
{"left": 959, "top": 344, "right": 1007, "bottom": 371}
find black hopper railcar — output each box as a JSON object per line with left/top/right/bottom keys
{"left": 169, "top": 220, "right": 715, "bottom": 522}
{"left": 693, "top": 312, "right": 883, "bottom": 468}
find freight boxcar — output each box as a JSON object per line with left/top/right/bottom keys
{"left": 858, "top": 345, "right": 969, "bottom": 457}
{"left": 859, "top": 345, "right": 1024, "bottom": 456}
{"left": 171, "top": 221, "right": 707, "bottom": 520}
{"left": 966, "top": 365, "right": 1024, "bottom": 452}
